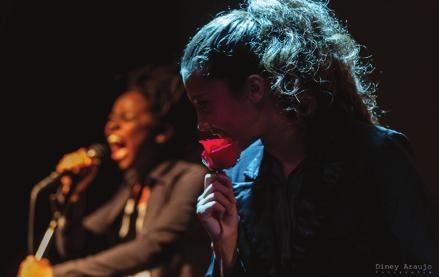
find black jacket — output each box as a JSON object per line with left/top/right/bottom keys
{"left": 207, "top": 120, "right": 439, "bottom": 277}
{"left": 54, "top": 160, "right": 211, "bottom": 277}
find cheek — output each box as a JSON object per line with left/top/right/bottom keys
{"left": 104, "top": 122, "right": 112, "bottom": 136}
{"left": 207, "top": 105, "right": 244, "bottom": 133}
{"left": 223, "top": 101, "right": 248, "bottom": 124}
{"left": 126, "top": 125, "right": 150, "bottom": 148}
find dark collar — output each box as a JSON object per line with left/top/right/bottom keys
{"left": 241, "top": 140, "right": 264, "bottom": 182}
{"left": 122, "top": 160, "right": 178, "bottom": 188}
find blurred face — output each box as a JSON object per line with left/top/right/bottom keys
{"left": 104, "top": 91, "right": 157, "bottom": 170}
{"left": 185, "top": 74, "right": 261, "bottom": 149}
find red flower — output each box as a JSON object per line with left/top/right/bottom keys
{"left": 199, "top": 138, "right": 242, "bottom": 171}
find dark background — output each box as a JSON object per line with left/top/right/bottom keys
{"left": 1, "top": 0, "right": 438, "bottom": 276}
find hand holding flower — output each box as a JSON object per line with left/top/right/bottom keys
{"left": 197, "top": 138, "right": 242, "bottom": 273}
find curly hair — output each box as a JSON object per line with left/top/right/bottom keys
{"left": 126, "top": 64, "right": 198, "bottom": 159}
{"left": 127, "top": 64, "right": 185, "bottom": 122}
{"left": 180, "top": 0, "right": 379, "bottom": 124}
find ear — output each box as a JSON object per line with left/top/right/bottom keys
{"left": 244, "top": 74, "right": 267, "bottom": 104}
{"left": 154, "top": 124, "right": 174, "bottom": 144}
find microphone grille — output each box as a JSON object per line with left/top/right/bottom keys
{"left": 87, "top": 143, "right": 109, "bottom": 160}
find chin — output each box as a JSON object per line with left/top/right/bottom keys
{"left": 117, "top": 159, "right": 133, "bottom": 171}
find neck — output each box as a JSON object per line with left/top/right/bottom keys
{"left": 261, "top": 111, "right": 305, "bottom": 177}
{"left": 130, "top": 147, "right": 161, "bottom": 182}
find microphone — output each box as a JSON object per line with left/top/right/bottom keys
{"left": 28, "top": 143, "right": 109, "bottom": 254}
{"left": 33, "top": 143, "right": 109, "bottom": 191}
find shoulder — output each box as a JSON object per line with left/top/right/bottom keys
{"left": 224, "top": 140, "right": 264, "bottom": 183}
{"left": 173, "top": 160, "right": 207, "bottom": 177}
{"left": 150, "top": 160, "right": 206, "bottom": 190}
{"left": 343, "top": 120, "right": 413, "bottom": 159}
{"left": 151, "top": 160, "right": 206, "bottom": 179}
{"left": 338, "top": 121, "right": 422, "bottom": 193}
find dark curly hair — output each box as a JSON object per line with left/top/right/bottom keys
{"left": 180, "top": 0, "right": 380, "bottom": 124}
{"left": 127, "top": 64, "right": 185, "bottom": 123}
{"left": 126, "top": 64, "right": 199, "bottom": 160}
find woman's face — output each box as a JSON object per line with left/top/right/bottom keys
{"left": 104, "top": 91, "right": 157, "bottom": 170}
{"left": 185, "top": 74, "right": 262, "bottom": 149}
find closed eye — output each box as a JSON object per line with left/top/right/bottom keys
{"left": 108, "top": 113, "right": 137, "bottom": 122}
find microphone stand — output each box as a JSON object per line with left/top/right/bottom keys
{"left": 28, "top": 172, "right": 61, "bottom": 255}
{"left": 34, "top": 211, "right": 61, "bottom": 261}
{"left": 28, "top": 175, "right": 76, "bottom": 261}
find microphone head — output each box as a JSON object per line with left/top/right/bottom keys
{"left": 87, "top": 143, "right": 110, "bottom": 161}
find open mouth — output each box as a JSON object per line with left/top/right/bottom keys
{"left": 107, "top": 134, "right": 128, "bottom": 161}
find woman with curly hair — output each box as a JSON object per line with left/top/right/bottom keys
{"left": 181, "top": 0, "right": 439, "bottom": 276}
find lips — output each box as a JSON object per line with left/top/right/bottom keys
{"left": 107, "top": 134, "right": 128, "bottom": 161}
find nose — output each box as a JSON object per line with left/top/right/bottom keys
{"left": 105, "top": 118, "right": 120, "bottom": 135}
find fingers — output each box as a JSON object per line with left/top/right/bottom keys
{"left": 197, "top": 198, "right": 226, "bottom": 218}
{"left": 211, "top": 173, "right": 233, "bottom": 187}
{"left": 198, "top": 182, "right": 235, "bottom": 208}
{"left": 20, "top": 255, "right": 36, "bottom": 267}
{"left": 203, "top": 174, "right": 212, "bottom": 189}
{"left": 22, "top": 255, "right": 46, "bottom": 264}
{"left": 60, "top": 176, "right": 72, "bottom": 194}
{"left": 56, "top": 148, "right": 93, "bottom": 174}
{"left": 203, "top": 173, "right": 236, "bottom": 204}
{"left": 39, "top": 258, "right": 51, "bottom": 266}
{"left": 18, "top": 255, "right": 52, "bottom": 277}
{"left": 204, "top": 173, "right": 233, "bottom": 188}
{"left": 25, "top": 255, "right": 35, "bottom": 261}
{"left": 56, "top": 149, "right": 99, "bottom": 199}
{"left": 198, "top": 173, "right": 236, "bottom": 219}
